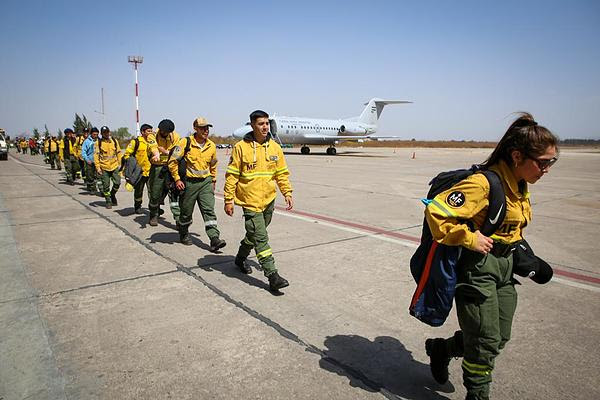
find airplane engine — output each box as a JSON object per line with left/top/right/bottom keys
{"left": 338, "top": 123, "right": 367, "bottom": 135}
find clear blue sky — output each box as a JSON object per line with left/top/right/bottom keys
{"left": 1, "top": 0, "right": 598, "bottom": 140}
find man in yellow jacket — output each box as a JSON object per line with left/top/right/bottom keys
{"left": 123, "top": 123, "right": 152, "bottom": 214}
{"left": 47, "top": 135, "right": 61, "bottom": 170}
{"left": 224, "top": 110, "right": 293, "bottom": 292}
{"left": 169, "top": 117, "right": 226, "bottom": 251}
{"left": 147, "top": 119, "right": 180, "bottom": 226}
{"left": 94, "top": 126, "right": 122, "bottom": 209}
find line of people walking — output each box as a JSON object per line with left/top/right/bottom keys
{"left": 47, "top": 111, "right": 293, "bottom": 292}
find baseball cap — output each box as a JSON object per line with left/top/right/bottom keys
{"left": 64, "top": 128, "right": 74, "bottom": 134}
{"left": 193, "top": 117, "right": 213, "bottom": 128}
{"left": 158, "top": 119, "right": 175, "bottom": 133}
{"left": 90, "top": 127, "right": 99, "bottom": 133}
{"left": 512, "top": 240, "right": 553, "bottom": 284}
{"left": 100, "top": 126, "right": 110, "bottom": 133}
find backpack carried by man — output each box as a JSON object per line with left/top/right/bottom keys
{"left": 408, "top": 165, "right": 506, "bottom": 327}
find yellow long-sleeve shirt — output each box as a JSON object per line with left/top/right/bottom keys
{"left": 146, "top": 130, "right": 180, "bottom": 166}
{"left": 425, "top": 160, "right": 531, "bottom": 250}
{"left": 123, "top": 137, "right": 151, "bottom": 177}
{"left": 48, "top": 139, "right": 59, "bottom": 153}
{"left": 168, "top": 136, "right": 217, "bottom": 182}
{"left": 224, "top": 134, "right": 292, "bottom": 212}
{"left": 94, "top": 137, "right": 122, "bottom": 171}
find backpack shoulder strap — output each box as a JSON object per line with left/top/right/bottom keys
{"left": 112, "top": 138, "right": 118, "bottom": 150}
{"left": 479, "top": 170, "right": 506, "bottom": 236}
{"left": 133, "top": 138, "right": 140, "bottom": 154}
{"left": 184, "top": 137, "right": 191, "bottom": 156}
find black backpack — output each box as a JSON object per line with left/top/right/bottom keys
{"left": 408, "top": 165, "right": 506, "bottom": 327}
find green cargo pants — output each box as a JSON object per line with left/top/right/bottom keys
{"left": 148, "top": 165, "right": 180, "bottom": 223}
{"left": 178, "top": 177, "right": 219, "bottom": 240}
{"left": 85, "top": 162, "right": 98, "bottom": 191}
{"left": 444, "top": 250, "right": 517, "bottom": 400}
{"left": 237, "top": 200, "right": 277, "bottom": 277}
{"left": 134, "top": 176, "right": 149, "bottom": 210}
{"left": 48, "top": 152, "right": 58, "bottom": 169}
{"left": 64, "top": 155, "right": 79, "bottom": 182}
{"left": 100, "top": 168, "right": 121, "bottom": 204}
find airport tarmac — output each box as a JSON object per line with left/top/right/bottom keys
{"left": 1, "top": 146, "right": 599, "bottom": 400}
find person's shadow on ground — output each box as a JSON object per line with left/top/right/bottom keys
{"left": 195, "top": 254, "right": 276, "bottom": 293}
{"left": 318, "top": 335, "right": 454, "bottom": 400}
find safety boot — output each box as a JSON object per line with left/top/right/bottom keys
{"left": 134, "top": 201, "right": 143, "bottom": 214}
{"left": 105, "top": 198, "right": 112, "bottom": 210}
{"left": 179, "top": 225, "right": 192, "bottom": 246}
{"left": 234, "top": 256, "right": 252, "bottom": 274}
{"left": 148, "top": 216, "right": 158, "bottom": 226}
{"left": 268, "top": 272, "right": 289, "bottom": 291}
{"left": 425, "top": 338, "right": 451, "bottom": 384}
{"left": 110, "top": 192, "right": 118, "bottom": 206}
{"left": 209, "top": 237, "right": 226, "bottom": 252}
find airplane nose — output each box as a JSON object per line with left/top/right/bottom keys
{"left": 233, "top": 126, "right": 252, "bottom": 138}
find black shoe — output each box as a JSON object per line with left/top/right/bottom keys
{"left": 134, "top": 208, "right": 144, "bottom": 214}
{"left": 110, "top": 193, "right": 118, "bottom": 206}
{"left": 158, "top": 208, "right": 165, "bottom": 216}
{"left": 268, "top": 272, "right": 289, "bottom": 291}
{"left": 106, "top": 202, "right": 112, "bottom": 210}
{"left": 209, "top": 237, "right": 226, "bottom": 252}
{"left": 425, "top": 338, "right": 451, "bottom": 384}
{"left": 148, "top": 216, "right": 158, "bottom": 226}
{"left": 234, "top": 256, "right": 252, "bottom": 274}
{"left": 180, "top": 233, "right": 192, "bottom": 246}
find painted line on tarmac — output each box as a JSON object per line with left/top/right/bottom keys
{"left": 216, "top": 195, "right": 600, "bottom": 292}
{"left": 9, "top": 154, "right": 50, "bottom": 168}
{"left": 18, "top": 163, "right": 400, "bottom": 400}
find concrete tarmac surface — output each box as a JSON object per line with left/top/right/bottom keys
{"left": 1, "top": 147, "right": 599, "bottom": 400}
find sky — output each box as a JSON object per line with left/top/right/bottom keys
{"left": 1, "top": 0, "right": 599, "bottom": 140}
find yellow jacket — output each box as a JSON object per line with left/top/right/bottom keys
{"left": 168, "top": 136, "right": 217, "bottom": 182}
{"left": 94, "top": 137, "right": 122, "bottom": 171}
{"left": 147, "top": 130, "right": 180, "bottom": 166}
{"left": 425, "top": 160, "right": 532, "bottom": 250}
{"left": 75, "top": 136, "right": 85, "bottom": 159}
{"left": 58, "top": 140, "right": 64, "bottom": 160}
{"left": 224, "top": 133, "right": 292, "bottom": 212}
{"left": 123, "top": 137, "right": 151, "bottom": 177}
{"left": 48, "top": 139, "right": 59, "bottom": 153}
{"left": 43, "top": 139, "right": 49, "bottom": 152}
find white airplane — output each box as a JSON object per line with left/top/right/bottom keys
{"left": 232, "top": 98, "right": 411, "bottom": 155}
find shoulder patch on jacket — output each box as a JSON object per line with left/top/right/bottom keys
{"left": 171, "top": 145, "right": 182, "bottom": 159}
{"left": 446, "top": 191, "right": 466, "bottom": 208}
{"left": 269, "top": 155, "right": 279, "bottom": 161}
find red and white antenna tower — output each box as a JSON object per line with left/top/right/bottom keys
{"left": 128, "top": 55, "right": 144, "bottom": 136}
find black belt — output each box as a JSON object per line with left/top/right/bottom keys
{"left": 490, "top": 242, "right": 514, "bottom": 258}
{"left": 186, "top": 176, "right": 208, "bottom": 182}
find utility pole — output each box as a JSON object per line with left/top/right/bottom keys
{"left": 94, "top": 87, "right": 105, "bottom": 125}
{"left": 128, "top": 55, "right": 144, "bottom": 136}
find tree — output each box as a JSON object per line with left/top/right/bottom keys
{"left": 44, "top": 124, "right": 50, "bottom": 138}
{"left": 32, "top": 128, "right": 40, "bottom": 139}
{"left": 112, "top": 127, "right": 131, "bottom": 142}
{"left": 57, "top": 129, "right": 63, "bottom": 139}
{"left": 73, "top": 113, "right": 93, "bottom": 133}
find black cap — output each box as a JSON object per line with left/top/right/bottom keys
{"left": 512, "top": 240, "right": 553, "bottom": 284}
{"left": 64, "top": 128, "right": 74, "bottom": 134}
{"left": 158, "top": 119, "right": 175, "bottom": 133}
{"left": 100, "top": 126, "right": 110, "bottom": 133}
{"left": 90, "top": 127, "right": 99, "bottom": 133}
{"left": 82, "top": 127, "right": 89, "bottom": 132}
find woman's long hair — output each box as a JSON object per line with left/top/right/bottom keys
{"left": 480, "top": 112, "right": 559, "bottom": 169}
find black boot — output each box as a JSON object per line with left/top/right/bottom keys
{"left": 134, "top": 201, "right": 143, "bottom": 214}
{"left": 105, "top": 197, "right": 112, "bottom": 209}
{"left": 110, "top": 191, "right": 118, "bottom": 206}
{"left": 209, "top": 237, "right": 226, "bottom": 252}
{"left": 148, "top": 215, "right": 158, "bottom": 226}
{"left": 179, "top": 225, "right": 192, "bottom": 246}
{"left": 425, "top": 338, "right": 451, "bottom": 384}
{"left": 234, "top": 255, "right": 252, "bottom": 274}
{"left": 268, "top": 272, "right": 289, "bottom": 291}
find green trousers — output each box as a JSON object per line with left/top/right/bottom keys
{"left": 237, "top": 200, "right": 277, "bottom": 276}
{"left": 64, "top": 156, "right": 79, "bottom": 182}
{"left": 100, "top": 169, "right": 121, "bottom": 204}
{"left": 179, "top": 177, "right": 219, "bottom": 239}
{"left": 134, "top": 176, "right": 149, "bottom": 210}
{"left": 85, "top": 162, "right": 98, "bottom": 191}
{"left": 444, "top": 250, "right": 517, "bottom": 400}
{"left": 148, "top": 165, "right": 180, "bottom": 223}
{"left": 48, "top": 152, "right": 59, "bottom": 169}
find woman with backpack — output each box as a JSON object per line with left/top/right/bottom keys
{"left": 423, "top": 113, "right": 559, "bottom": 400}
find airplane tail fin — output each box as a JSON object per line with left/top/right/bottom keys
{"left": 357, "top": 98, "right": 412, "bottom": 125}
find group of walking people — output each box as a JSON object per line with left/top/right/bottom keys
{"left": 36, "top": 110, "right": 558, "bottom": 400}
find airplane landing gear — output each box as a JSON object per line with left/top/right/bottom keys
{"left": 326, "top": 147, "right": 337, "bottom": 155}
{"left": 301, "top": 146, "right": 310, "bottom": 155}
